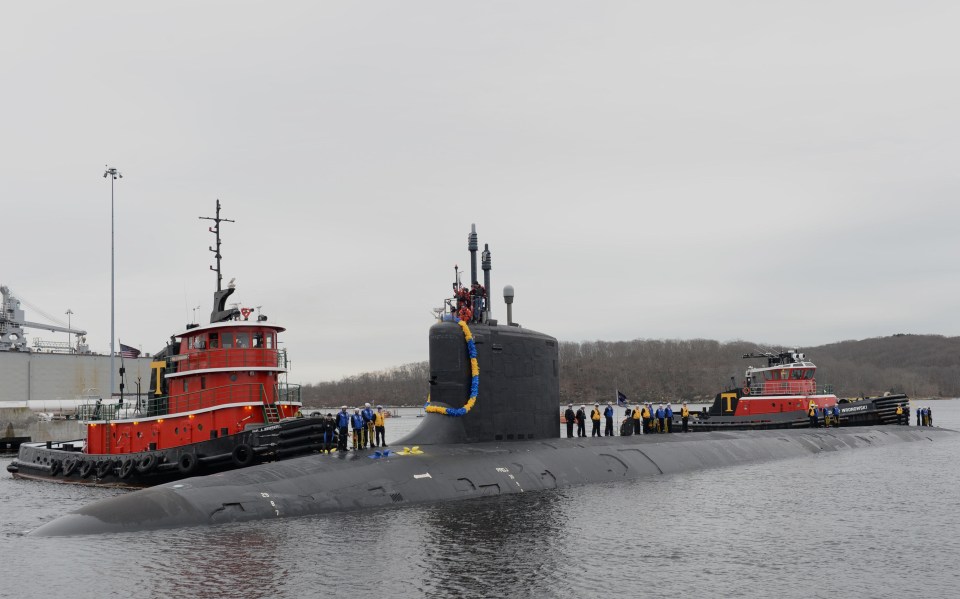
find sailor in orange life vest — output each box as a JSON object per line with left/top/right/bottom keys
{"left": 590, "top": 403, "right": 602, "bottom": 437}
{"left": 895, "top": 403, "right": 904, "bottom": 425}
{"left": 808, "top": 403, "right": 818, "bottom": 428}
{"left": 631, "top": 405, "right": 641, "bottom": 435}
{"left": 640, "top": 404, "right": 650, "bottom": 434}
{"left": 681, "top": 402, "right": 690, "bottom": 432}
{"left": 374, "top": 405, "right": 387, "bottom": 447}
{"left": 564, "top": 404, "right": 576, "bottom": 438}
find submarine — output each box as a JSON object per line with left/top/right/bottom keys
{"left": 29, "top": 226, "right": 954, "bottom": 537}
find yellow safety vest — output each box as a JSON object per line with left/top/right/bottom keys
{"left": 808, "top": 407, "right": 816, "bottom": 417}
{"left": 640, "top": 407, "right": 649, "bottom": 418}
{"left": 896, "top": 406, "right": 903, "bottom": 415}
{"left": 591, "top": 409, "right": 601, "bottom": 421}
{"left": 632, "top": 408, "right": 641, "bottom": 420}
{"left": 374, "top": 412, "right": 385, "bottom": 426}
{"left": 681, "top": 407, "right": 689, "bottom": 418}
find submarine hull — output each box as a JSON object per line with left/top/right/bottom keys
{"left": 29, "top": 421, "right": 952, "bottom": 537}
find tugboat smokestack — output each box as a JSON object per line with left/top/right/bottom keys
{"left": 468, "top": 224, "right": 478, "bottom": 289}
{"left": 482, "top": 243, "right": 492, "bottom": 321}
{"left": 503, "top": 285, "right": 515, "bottom": 326}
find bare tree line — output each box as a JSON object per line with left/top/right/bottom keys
{"left": 300, "top": 334, "right": 960, "bottom": 407}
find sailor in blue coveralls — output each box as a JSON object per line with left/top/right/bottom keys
{"left": 361, "top": 403, "right": 375, "bottom": 447}
{"left": 603, "top": 403, "right": 614, "bottom": 436}
{"left": 336, "top": 406, "right": 350, "bottom": 452}
{"left": 351, "top": 408, "right": 364, "bottom": 450}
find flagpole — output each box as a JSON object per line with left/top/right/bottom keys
{"left": 103, "top": 166, "right": 122, "bottom": 400}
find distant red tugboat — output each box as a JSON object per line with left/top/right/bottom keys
{"left": 691, "top": 349, "right": 909, "bottom": 430}
{"left": 7, "top": 201, "right": 326, "bottom": 487}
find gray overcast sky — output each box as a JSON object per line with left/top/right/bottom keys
{"left": 3, "top": 2, "right": 958, "bottom": 385}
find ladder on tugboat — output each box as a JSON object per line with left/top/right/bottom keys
{"left": 263, "top": 404, "right": 281, "bottom": 424}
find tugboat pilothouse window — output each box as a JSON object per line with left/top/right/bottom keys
{"left": 266, "top": 333, "right": 274, "bottom": 349}
{"left": 209, "top": 333, "right": 219, "bottom": 349}
{"left": 235, "top": 333, "right": 249, "bottom": 348}
{"left": 253, "top": 332, "right": 263, "bottom": 348}
{"left": 222, "top": 333, "right": 234, "bottom": 348}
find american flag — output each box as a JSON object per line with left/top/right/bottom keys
{"left": 119, "top": 342, "right": 141, "bottom": 359}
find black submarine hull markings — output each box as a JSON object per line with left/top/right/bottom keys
{"left": 28, "top": 424, "right": 953, "bottom": 537}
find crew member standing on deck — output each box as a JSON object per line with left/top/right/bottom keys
{"left": 591, "top": 403, "right": 602, "bottom": 437}
{"left": 640, "top": 404, "right": 649, "bottom": 434}
{"left": 809, "top": 402, "right": 818, "bottom": 428}
{"left": 374, "top": 405, "right": 387, "bottom": 447}
{"left": 896, "top": 403, "right": 904, "bottom": 425}
{"left": 664, "top": 403, "right": 674, "bottom": 433}
{"left": 832, "top": 404, "right": 840, "bottom": 428}
{"left": 576, "top": 405, "right": 587, "bottom": 437}
{"left": 656, "top": 404, "right": 665, "bottom": 433}
{"left": 564, "top": 404, "right": 576, "bottom": 438}
{"left": 681, "top": 402, "right": 690, "bottom": 432}
{"left": 928, "top": 406, "right": 933, "bottom": 426}
{"left": 916, "top": 406, "right": 922, "bottom": 427}
{"left": 351, "top": 408, "right": 364, "bottom": 450}
{"left": 322, "top": 413, "right": 336, "bottom": 453}
{"left": 361, "top": 403, "right": 375, "bottom": 448}
{"left": 336, "top": 406, "right": 350, "bottom": 452}
{"left": 621, "top": 407, "right": 633, "bottom": 435}
{"left": 632, "top": 405, "right": 642, "bottom": 435}
{"left": 604, "top": 403, "right": 614, "bottom": 436}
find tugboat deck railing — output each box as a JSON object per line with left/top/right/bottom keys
{"left": 746, "top": 381, "right": 834, "bottom": 396}
{"left": 171, "top": 348, "right": 286, "bottom": 371}
{"left": 77, "top": 382, "right": 301, "bottom": 420}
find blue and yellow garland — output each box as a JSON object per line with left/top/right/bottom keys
{"left": 424, "top": 318, "right": 479, "bottom": 417}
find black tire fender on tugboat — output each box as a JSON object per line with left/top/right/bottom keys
{"left": 119, "top": 459, "right": 135, "bottom": 479}
{"left": 96, "top": 460, "right": 114, "bottom": 479}
{"left": 62, "top": 458, "right": 80, "bottom": 477}
{"left": 49, "top": 460, "right": 62, "bottom": 477}
{"left": 231, "top": 444, "right": 254, "bottom": 468}
{"left": 78, "top": 460, "right": 95, "bottom": 479}
{"left": 135, "top": 454, "right": 158, "bottom": 474}
{"left": 177, "top": 452, "right": 198, "bottom": 475}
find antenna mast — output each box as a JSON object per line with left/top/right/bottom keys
{"left": 199, "top": 199, "right": 235, "bottom": 292}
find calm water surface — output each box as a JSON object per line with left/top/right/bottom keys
{"left": 2, "top": 400, "right": 958, "bottom": 599}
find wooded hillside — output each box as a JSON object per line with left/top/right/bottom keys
{"left": 300, "top": 334, "right": 960, "bottom": 407}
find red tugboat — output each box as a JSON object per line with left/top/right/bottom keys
{"left": 691, "top": 349, "right": 910, "bottom": 430}
{"left": 7, "top": 202, "right": 326, "bottom": 486}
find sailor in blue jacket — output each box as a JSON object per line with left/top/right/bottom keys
{"left": 350, "top": 408, "right": 365, "bottom": 450}
{"left": 832, "top": 405, "right": 840, "bottom": 428}
{"left": 336, "top": 406, "right": 351, "bottom": 452}
{"left": 361, "top": 403, "right": 375, "bottom": 447}
{"left": 664, "top": 403, "right": 674, "bottom": 433}
{"left": 603, "top": 403, "right": 615, "bottom": 436}
{"left": 656, "top": 404, "right": 665, "bottom": 433}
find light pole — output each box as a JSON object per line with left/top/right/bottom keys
{"left": 104, "top": 165, "right": 122, "bottom": 398}
{"left": 65, "top": 309, "right": 73, "bottom": 353}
